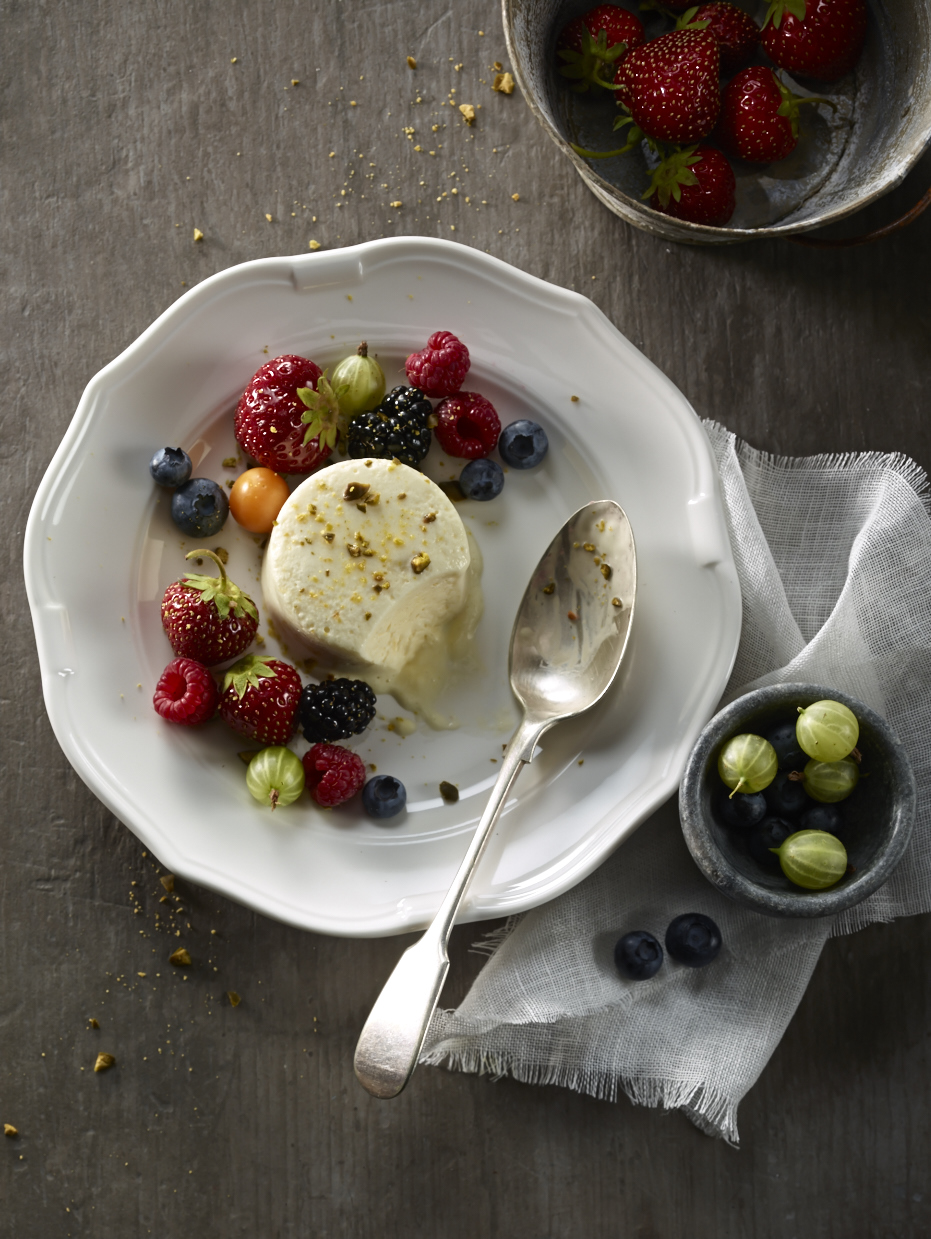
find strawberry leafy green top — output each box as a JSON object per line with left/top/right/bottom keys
{"left": 181, "top": 549, "right": 258, "bottom": 622}
{"left": 222, "top": 654, "right": 280, "bottom": 700}
{"left": 558, "top": 28, "right": 629, "bottom": 93}
{"left": 763, "top": 0, "right": 806, "bottom": 28}
{"left": 298, "top": 373, "right": 350, "bottom": 451}
{"left": 642, "top": 146, "right": 704, "bottom": 207}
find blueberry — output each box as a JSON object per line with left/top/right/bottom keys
{"left": 665, "top": 913, "right": 722, "bottom": 968}
{"left": 150, "top": 446, "right": 193, "bottom": 488}
{"left": 765, "top": 720, "right": 807, "bottom": 771}
{"left": 497, "top": 419, "right": 548, "bottom": 469}
{"left": 715, "top": 790, "right": 767, "bottom": 830}
{"left": 764, "top": 770, "right": 811, "bottom": 819}
{"left": 614, "top": 930, "right": 663, "bottom": 980}
{"left": 170, "top": 478, "right": 229, "bottom": 537}
{"left": 800, "top": 802, "right": 845, "bottom": 836}
{"left": 459, "top": 458, "right": 504, "bottom": 501}
{"left": 362, "top": 774, "right": 406, "bottom": 819}
{"left": 747, "top": 816, "right": 794, "bottom": 872}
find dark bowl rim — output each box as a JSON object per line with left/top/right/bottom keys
{"left": 501, "top": 0, "right": 931, "bottom": 245}
{"left": 679, "top": 682, "right": 917, "bottom": 917}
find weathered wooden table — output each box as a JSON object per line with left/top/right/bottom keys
{"left": 4, "top": 1, "right": 931, "bottom": 1234}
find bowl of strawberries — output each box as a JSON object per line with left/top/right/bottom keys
{"left": 503, "top": 0, "right": 931, "bottom": 241}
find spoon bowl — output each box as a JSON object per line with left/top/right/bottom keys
{"left": 353, "top": 501, "right": 636, "bottom": 1099}
{"left": 511, "top": 500, "right": 636, "bottom": 723}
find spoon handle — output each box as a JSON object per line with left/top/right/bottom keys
{"left": 353, "top": 715, "right": 546, "bottom": 1099}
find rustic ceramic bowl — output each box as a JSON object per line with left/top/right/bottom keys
{"left": 678, "top": 683, "right": 916, "bottom": 916}
{"left": 503, "top": 0, "right": 931, "bottom": 243}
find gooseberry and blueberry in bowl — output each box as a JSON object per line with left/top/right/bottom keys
{"left": 146, "top": 328, "right": 551, "bottom": 819}
{"left": 679, "top": 683, "right": 916, "bottom": 917}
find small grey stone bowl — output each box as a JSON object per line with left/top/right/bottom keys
{"left": 679, "top": 683, "right": 916, "bottom": 917}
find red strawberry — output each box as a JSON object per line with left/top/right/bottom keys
{"left": 646, "top": 144, "right": 736, "bottom": 226}
{"left": 219, "top": 655, "right": 302, "bottom": 745}
{"left": 235, "top": 354, "right": 333, "bottom": 475}
{"left": 678, "top": 3, "right": 759, "bottom": 73}
{"left": 302, "top": 743, "right": 366, "bottom": 807}
{"left": 153, "top": 657, "right": 218, "bottom": 725}
{"left": 161, "top": 549, "right": 258, "bottom": 666}
{"left": 761, "top": 0, "right": 867, "bottom": 81}
{"left": 715, "top": 67, "right": 831, "bottom": 162}
{"left": 557, "top": 4, "right": 645, "bottom": 91}
{"left": 614, "top": 30, "right": 721, "bottom": 144}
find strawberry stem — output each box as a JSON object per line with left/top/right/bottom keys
{"left": 571, "top": 140, "right": 638, "bottom": 159}
{"left": 185, "top": 547, "right": 228, "bottom": 585}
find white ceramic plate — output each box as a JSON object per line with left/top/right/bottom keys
{"left": 25, "top": 237, "right": 741, "bottom": 937}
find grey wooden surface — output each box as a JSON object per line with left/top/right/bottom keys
{"left": 4, "top": 0, "right": 931, "bottom": 1235}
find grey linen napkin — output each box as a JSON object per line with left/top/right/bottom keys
{"left": 420, "top": 421, "right": 931, "bottom": 1144}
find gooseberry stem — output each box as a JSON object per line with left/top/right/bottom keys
{"left": 728, "top": 777, "right": 746, "bottom": 799}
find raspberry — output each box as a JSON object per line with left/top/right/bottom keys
{"left": 405, "top": 331, "right": 470, "bottom": 397}
{"left": 299, "top": 678, "right": 377, "bottom": 743}
{"left": 153, "top": 657, "right": 218, "bottom": 725}
{"left": 434, "top": 393, "right": 501, "bottom": 459}
{"left": 302, "top": 743, "right": 366, "bottom": 807}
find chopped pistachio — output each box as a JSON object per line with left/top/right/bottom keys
{"left": 411, "top": 552, "right": 430, "bottom": 574}
{"left": 222, "top": 457, "right": 238, "bottom": 469}
{"left": 439, "top": 781, "right": 459, "bottom": 803}
{"left": 94, "top": 1053, "right": 115, "bottom": 1073}
{"left": 3, "top": 1124, "right": 18, "bottom": 1138}
{"left": 542, "top": 582, "right": 555, "bottom": 595}
{"left": 88, "top": 1018, "right": 100, "bottom": 1029}
{"left": 227, "top": 991, "right": 242, "bottom": 1007}
{"left": 169, "top": 947, "right": 192, "bottom": 967}
{"left": 600, "top": 563, "right": 612, "bottom": 580}
{"left": 160, "top": 874, "right": 175, "bottom": 893}
{"left": 343, "top": 481, "right": 370, "bottom": 502}
{"left": 612, "top": 597, "right": 622, "bottom": 607}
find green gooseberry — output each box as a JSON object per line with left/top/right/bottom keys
{"left": 246, "top": 746, "right": 305, "bottom": 809}
{"left": 717, "top": 733, "right": 778, "bottom": 797}
{"left": 802, "top": 757, "right": 859, "bottom": 803}
{"left": 772, "top": 829, "right": 847, "bottom": 890}
{"left": 796, "top": 699, "right": 859, "bottom": 763}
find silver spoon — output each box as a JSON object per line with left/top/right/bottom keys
{"left": 353, "top": 499, "right": 637, "bottom": 1099}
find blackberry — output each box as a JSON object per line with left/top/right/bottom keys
{"left": 299, "top": 678, "right": 377, "bottom": 743}
{"left": 379, "top": 385, "right": 433, "bottom": 424}
{"left": 347, "top": 406, "right": 432, "bottom": 468}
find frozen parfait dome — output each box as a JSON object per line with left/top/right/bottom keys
{"left": 261, "top": 459, "right": 481, "bottom": 714}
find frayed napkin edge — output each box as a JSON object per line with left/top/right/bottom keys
{"left": 702, "top": 419, "right": 931, "bottom": 516}
{"left": 420, "top": 1037, "right": 740, "bottom": 1146}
